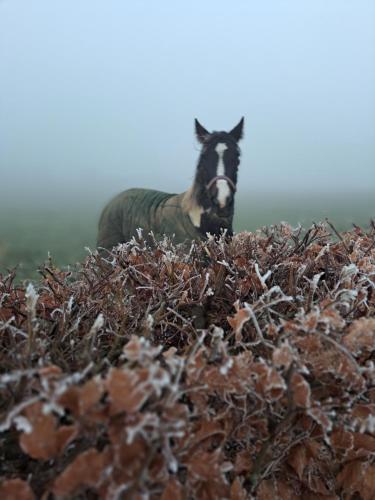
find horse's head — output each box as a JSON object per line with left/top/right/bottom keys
{"left": 194, "top": 118, "right": 244, "bottom": 217}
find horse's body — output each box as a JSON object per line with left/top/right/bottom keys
{"left": 98, "top": 189, "right": 202, "bottom": 247}
{"left": 97, "top": 118, "right": 244, "bottom": 250}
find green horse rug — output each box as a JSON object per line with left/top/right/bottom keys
{"left": 97, "top": 118, "right": 244, "bottom": 250}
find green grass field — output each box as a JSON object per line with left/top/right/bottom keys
{"left": 1, "top": 190, "right": 374, "bottom": 282}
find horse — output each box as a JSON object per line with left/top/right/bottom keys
{"left": 97, "top": 118, "right": 244, "bottom": 250}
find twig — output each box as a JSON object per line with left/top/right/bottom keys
{"left": 364, "top": 237, "right": 375, "bottom": 256}
{"left": 325, "top": 218, "right": 351, "bottom": 256}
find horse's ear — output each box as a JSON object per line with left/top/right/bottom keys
{"left": 229, "top": 117, "right": 244, "bottom": 142}
{"left": 195, "top": 119, "right": 210, "bottom": 144}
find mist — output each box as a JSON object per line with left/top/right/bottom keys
{"left": 1, "top": 0, "right": 374, "bottom": 206}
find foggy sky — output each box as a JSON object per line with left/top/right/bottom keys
{"left": 1, "top": 0, "right": 375, "bottom": 208}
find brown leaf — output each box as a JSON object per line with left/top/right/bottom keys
{"left": 352, "top": 432, "right": 375, "bottom": 453}
{"left": 105, "top": 367, "right": 151, "bottom": 414}
{"left": 291, "top": 373, "right": 311, "bottom": 408}
{"left": 343, "top": 318, "right": 375, "bottom": 354}
{"left": 361, "top": 464, "right": 375, "bottom": 500}
{"left": 352, "top": 404, "right": 375, "bottom": 432}
{"left": 195, "top": 356, "right": 253, "bottom": 397}
{"left": 308, "top": 407, "right": 331, "bottom": 432}
{"left": 303, "top": 493, "right": 339, "bottom": 500}
{"left": 123, "top": 334, "right": 143, "bottom": 360}
{"left": 186, "top": 448, "right": 222, "bottom": 481}
{"left": 58, "top": 377, "right": 105, "bottom": 421}
{"left": 272, "top": 342, "right": 294, "bottom": 369}
{"left": 107, "top": 419, "right": 148, "bottom": 484}
{"left": 123, "top": 334, "right": 162, "bottom": 362}
{"left": 53, "top": 447, "right": 111, "bottom": 497}
{"left": 78, "top": 377, "right": 104, "bottom": 415}
{"left": 336, "top": 460, "right": 366, "bottom": 497}
{"left": 252, "top": 362, "right": 286, "bottom": 401}
{"left": 185, "top": 447, "right": 229, "bottom": 499}
{"left": 257, "top": 478, "right": 299, "bottom": 500}
{"left": 0, "top": 479, "right": 35, "bottom": 500}
{"left": 307, "top": 472, "right": 333, "bottom": 496}
{"left": 233, "top": 449, "right": 253, "bottom": 474}
{"left": 288, "top": 444, "right": 308, "bottom": 481}
{"left": 161, "top": 477, "right": 184, "bottom": 500}
{"left": 38, "top": 365, "right": 62, "bottom": 378}
{"left": 230, "top": 478, "right": 247, "bottom": 500}
{"left": 330, "top": 428, "right": 354, "bottom": 451}
{"left": 19, "top": 402, "right": 77, "bottom": 460}
{"left": 352, "top": 403, "right": 375, "bottom": 420}
{"left": 256, "top": 479, "right": 274, "bottom": 500}
{"left": 188, "top": 419, "right": 225, "bottom": 453}
{"left": 57, "top": 386, "right": 80, "bottom": 415}
{"left": 369, "top": 388, "right": 375, "bottom": 403}
{"left": 227, "top": 301, "right": 251, "bottom": 341}
{"left": 148, "top": 453, "right": 169, "bottom": 484}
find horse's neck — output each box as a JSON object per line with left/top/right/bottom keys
{"left": 180, "top": 186, "right": 204, "bottom": 229}
{"left": 180, "top": 184, "right": 233, "bottom": 236}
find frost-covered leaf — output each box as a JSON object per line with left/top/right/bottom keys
{"left": 343, "top": 318, "right": 375, "bottom": 355}
{"left": 19, "top": 402, "right": 77, "bottom": 460}
{"left": 272, "top": 342, "right": 294, "bottom": 370}
{"left": 106, "top": 367, "right": 151, "bottom": 414}
{"left": 227, "top": 301, "right": 251, "bottom": 341}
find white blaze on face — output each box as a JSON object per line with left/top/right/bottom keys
{"left": 215, "top": 143, "right": 230, "bottom": 208}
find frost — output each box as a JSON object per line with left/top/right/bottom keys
{"left": 359, "top": 415, "right": 375, "bottom": 434}
{"left": 220, "top": 357, "right": 233, "bottom": 375}
{"left": 315, "top": 243, "right": 330, "bottom": 261}
{"left": 340, "top": 263, "right": 359, "bottom": 281}
{"left": 146, "top": 314, "right": 154, "bottom": 329}
{"left": 126, "top": 413, "right": 160, "bottom": 444}
{"left": 14, "top": 416, "right": 33, "bottom": 434}
{"left": 296, "top": 264, "right": 307, "bottom": 280}
{"left": 51, "top": 308, "right": 64, "bottom": 319}
{"left": 0, "top": 369, "right": 38, "bottom": 387}
{"left": 146, "top": 363, "right": 171, "bottom": 396}
{"left": 66, "top": 296, "right": 74, "bottom": 314}
{"left": 42, "top": 401, "right": 65, "bottom": 417}
{"left": 217, "top": 260, "right": 230, "bottom": 267}
{"left": 53, "top": 363, "right": 94, "bottom": 397}
{"left": 0, "top": 292, "right": 10, "bottom": 308}
{"left": 254, "top": 262, "right": 272, "bottom": 288}
{"left": 88, "top": 313, "right": 104, "bottom": 341}
{"left": 166, "top": 453, "right": 178, "bottom": 474}
{"left": 0, "top": 397, "right": 40, "bottom": 432}
{"left": 25, "top": 283, "right": 38, "bottom": 318}
{"left": 211, "top": 325, "right": 224, "bottom": 340}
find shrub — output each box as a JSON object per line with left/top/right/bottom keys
{"left": 0, "top": 223, "right": 374, "bottom": 499}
